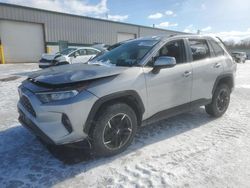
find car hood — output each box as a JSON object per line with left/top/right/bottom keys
{"left": 28, "top": 63, "right": 128, "bottom": 86}
{"left": 41, "top": 53, "right": 62, "bottom": 60}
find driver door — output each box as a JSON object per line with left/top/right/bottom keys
{"left": 143, "top": 39, "right": 193, "bottom": 117}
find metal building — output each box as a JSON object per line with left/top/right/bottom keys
{"left": 0, "top": 3, "right": 185, "bottom": 63}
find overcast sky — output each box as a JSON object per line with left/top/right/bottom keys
{"left": 1, "top": 0, "right": 250, "bottom": 42}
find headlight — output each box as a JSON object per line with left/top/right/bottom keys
{"left": 36, "top": 90, "right": 79, "bottom": 103}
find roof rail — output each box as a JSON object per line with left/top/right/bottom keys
{"left": 169, "top": 34, "right": 178, "bottom": 37}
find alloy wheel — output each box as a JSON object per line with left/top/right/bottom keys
{"left": 103, "top": 113, "right": 133, "bottom": 150}
{"left": 216, "top": 89, "right": 229, "bottom": 112}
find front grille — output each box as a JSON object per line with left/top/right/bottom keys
{"left": 20, "top": 95, "right": 36, "bottom": 117}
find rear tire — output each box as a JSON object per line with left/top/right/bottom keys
{"left": 91, "top": 103, "right": 137, "bottom": 157}
{"left": 205, "top": 84, "right": 230, "bottom": 117}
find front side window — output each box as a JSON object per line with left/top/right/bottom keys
{"left": 60, "top": 48, "right": 77, "bottom": 55}
{"left": 209, "top": 40, "right": 225, "bottom": 57}
{"left": 78, "top": 49, "right": 87, "bottom": 56}
{"left": 157, "top": 40, "right": 187, "bottom": 64}
{"left": 189, "top": 39, "right": 210, "bottom": 61}
{"left": 90, "top": 39, "right": 159, "bottom": 66}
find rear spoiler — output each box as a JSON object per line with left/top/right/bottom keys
{"left": 216, "top": 37, "right": 226, "bottom": 46}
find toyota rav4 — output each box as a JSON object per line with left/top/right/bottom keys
{"left": 18, "top": 35, "right": 236, "bottom": 156}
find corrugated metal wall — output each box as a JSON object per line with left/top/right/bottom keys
{"left": 0, "top": 3, "right": 185, "bottom": 45}
{"left": 139, "top": 27, "right": 178, "bottom": 37}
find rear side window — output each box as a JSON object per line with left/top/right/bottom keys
{"left": 87, "top": 49, "right": 99, "bottom": 55}
{"left": 78, "top": 49, "right": 87, "bottom": 56}
{"left": 189, "top": 39, "right": 210, "bottom": 61}
{"left": 209, "top": 40, "right": 225, "bottom": 57}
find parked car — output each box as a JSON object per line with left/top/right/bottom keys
{"left": 89, "top": 41, "right": 130, "bottom": 62}
{"left": 106, "top": 40, "right": 132, "bottom": 51}
{"left": 18, "top": 35, "right": 236, "bottom": 157}
{"left": 39, "top": 47, "right": 101, "bottom": 68}
{"left": 91, "top": 43, "right": 110, "bottom": 52}
{"left": 231, "top": 51, "right": 247, "bottom": 63}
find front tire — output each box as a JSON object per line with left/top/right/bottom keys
{"left": 91, "top": 103, "right": 137, "bottom": 157}
{"left": 54, "top": 61, "right": 69, "bottom": 66}
{"left": 205, "top": 84, "right": 230, "bottom": 117}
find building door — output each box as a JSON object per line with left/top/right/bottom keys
{"left": 117, "top": 32, "right": 136, "bottom": 42}
{"left": 0, "top": 20, "right": 45, "bottom": 63}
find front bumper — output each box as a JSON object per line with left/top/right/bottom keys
{"left": 39, "top": 62, "right": 53, "bottom": 69}
{"left": 18, "top": 109, "right": 55, "bottom": 144}
{"left": 17, "top": 86, "right": 98, "bottom": 145}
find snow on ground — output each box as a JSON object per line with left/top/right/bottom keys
{"left": 0, "top": 62, "right": 250, "bottom": 188}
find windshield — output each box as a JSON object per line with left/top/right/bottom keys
{"left": 59, "top": 48, "right": 77, "bottom": 55}
{"left": 90, "top": 40, "right": 159, "bottom": 66}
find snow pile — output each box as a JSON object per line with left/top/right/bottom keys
{"left": 0, "top": 62, "right": 250, "bottom": 187}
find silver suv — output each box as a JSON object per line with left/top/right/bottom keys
{"left": 18, "top": 35, "right": 236, "bottom": 156}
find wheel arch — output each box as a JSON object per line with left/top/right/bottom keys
{"left": 57, "top": 61, "right": 69, "bottom": 65}
{"left": 212, "top": 74, "right": 234, "bottom": 94}
{"left": 84, "top": 90, "right": 145, "bottom": 134}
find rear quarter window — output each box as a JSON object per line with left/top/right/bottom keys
{"left": 209, "top": 40, "right": 225, "bottom": 57}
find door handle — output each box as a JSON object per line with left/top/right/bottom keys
{"left": 183, "top": 71, "right": 192, "bottom": 77}
{"left": 214, "top": 62, "right": 221, "bottom": 68}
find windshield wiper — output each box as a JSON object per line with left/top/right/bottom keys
{"left": 89, "top": 59, "right": 112, "bottom": 66}
{"left": 116, "top": 59, "right": 137, "bottom": 67}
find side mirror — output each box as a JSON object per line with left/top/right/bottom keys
{"left": 152, "top": 56, "right": 176, "bottom": 73}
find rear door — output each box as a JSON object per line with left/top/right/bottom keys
{"left": 143, "top": 39, "right": 193, "bottom": 117}
{"left": 71, "top": 49, "right": 89, "bottom": 63}
{"left": 188, "top": 38, "right": 224, "bottom": 101}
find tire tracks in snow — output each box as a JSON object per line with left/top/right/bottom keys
{"left": 103, "top": 95, "right": 250, "bottom": 187}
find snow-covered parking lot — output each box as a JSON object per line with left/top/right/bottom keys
{"left": 0, "top": 62, "right": 250, "bottom": 188}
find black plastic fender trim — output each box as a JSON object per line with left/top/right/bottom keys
{"left": 83, "top": 90, "right": 145, "bottom": 134}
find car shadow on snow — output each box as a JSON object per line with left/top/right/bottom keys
{"left": 44, "top": 107, "right": 215, "bottom": 164}
{"left": 0, "top": 107, "right": 215, "bottom": 187}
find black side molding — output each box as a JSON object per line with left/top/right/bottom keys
{"left": 142, "top": 99, "right": 211, "bottom": 126}
{"left": 84, "top": 90, "right": 145, "bottom": 134}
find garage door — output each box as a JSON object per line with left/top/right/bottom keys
{"left": 0, "top": 20, "right": 44, "bottom": 63}
{"left": 117, "top": 32, "right": 136, "bottom": 43}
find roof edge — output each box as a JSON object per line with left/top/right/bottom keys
{"left": 0, "top": 2, "right": 186, "bottom": 34}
